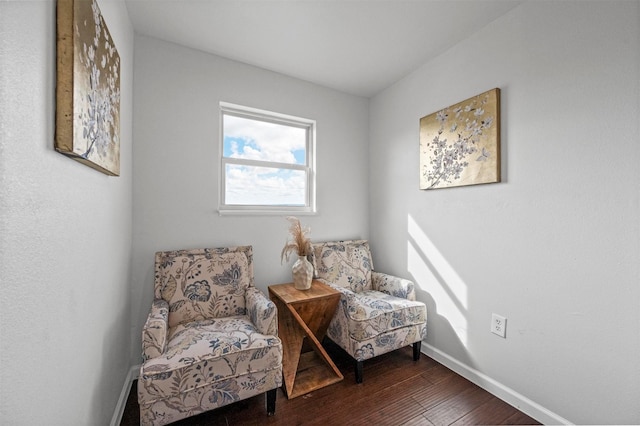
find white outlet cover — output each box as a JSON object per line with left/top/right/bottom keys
{"left": 491, "top": 313, "right": 507, "bottom": 338}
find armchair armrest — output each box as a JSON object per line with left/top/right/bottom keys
{"left": 141, "top": 299, "right": 169, "bottom": 361}
{"left": 316, "top": 278, "right": 357, "bottom": 298}
{"left": 372, "top": 271, "right": 416, "bottom": 301}
{"left": 246, "top": 287, "right": 277, "bottom": 336}
{"left": 316, "top": 277, "right": 359, "bottom": 310}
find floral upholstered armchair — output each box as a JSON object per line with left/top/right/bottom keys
{"left": 311, "top": 240, "right": 427, "bottom": 383}
{"left": 138, "top": 246, "right": 283, "bottom": 426}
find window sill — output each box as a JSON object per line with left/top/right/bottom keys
{"left": 217, "top": 209, "right": 317, "bottom": 216}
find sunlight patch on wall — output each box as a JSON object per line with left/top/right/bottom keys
{"left": 408, "top": 214, "right": 469, "bottom": 347}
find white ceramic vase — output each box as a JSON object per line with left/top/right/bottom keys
{"left": 292, "top": 255, "right": 313, "bottom": 290}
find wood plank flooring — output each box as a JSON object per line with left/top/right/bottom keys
{"left": 121, "top": 341, "right": 540, "bottom": 425}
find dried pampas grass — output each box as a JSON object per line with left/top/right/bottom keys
{"left": 281, "top": 216, "right": 312, "bottom": 263}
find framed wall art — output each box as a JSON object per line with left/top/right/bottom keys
{"left": 420, "top": 88, "right": 500, "bottom": 190}
{"left": 56, "top": 0, "right": 121, "bottom": 176}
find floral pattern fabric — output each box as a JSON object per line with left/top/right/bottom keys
{"left": 246, "top": 287, "right": 278, "bottom": 336}
{"left": 328, "top": 286, "right": 426, "bottom": 341}
{"left": 142, "top": 299, "right": 169, "bottom": 361}
{"left": 139, "top": 246, "right": 282, "bottom": 426}
{"left": 312, "top": 240, "right": 374, "bottom": 292}
{"left": 155, "top": 248, "right": 251, "bottom": 328}
{"left": 372, "top": 271, "right": 417, "bottom": 300}
{"left": 311, "top": 241, "right": 427, "bottom": 362}
{"left": 337, "top": 320, "right": 426, "bottom": 362}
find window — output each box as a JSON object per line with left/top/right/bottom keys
{"left": 219, "top": 102, "right": 316, "bottom": 214}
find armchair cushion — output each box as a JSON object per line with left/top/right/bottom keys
{"left": 320, "top": 281, "right": 426, "bottom": 341}
{"left": 140, "top": 316, "right": 281, "bottom": 384}
{"left": 312, "top": 240, "right": 374, "bottom": 292}
{"left": 155, "top": 249, "right": 251, "bottom": 328}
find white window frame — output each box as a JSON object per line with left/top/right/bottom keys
{"left": 218, "top": 102, "right": 316, "bottom": 215}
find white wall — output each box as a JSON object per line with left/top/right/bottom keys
{"left": 369, "top": 1, "right": 640, "bottom": 424}
{"left": 0, "top": 0, "right": 134, "bottom": 424}
{"left": 3, "top": 1, "right": 637, "bottom": 424}
{"left": 130, "top": 36, "right": 370, "bottom": 365}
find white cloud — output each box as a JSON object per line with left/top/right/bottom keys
{"left": 225, "top": 164, "right": 306, "bottom": 205}
{"left": 224, "top": 115, "right": 305, "bottom": 164}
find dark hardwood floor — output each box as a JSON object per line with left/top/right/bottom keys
{"left": 121, "top": 341, "right": 540, "bottom": 425}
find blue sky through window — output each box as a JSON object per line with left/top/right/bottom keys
{"left": 223, "top": 114, "right": 308, "bottom": 206}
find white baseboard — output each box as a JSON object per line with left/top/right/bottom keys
{"left": 110, "top": 364, "right": 141, "bottom": 426}
{"left": 421, "top": 342, "right": 571, "bottom": 425}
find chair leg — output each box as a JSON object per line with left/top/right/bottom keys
{"left": 266, "top": 388, "right": 277, "bottom": 416}
{"left": 355, "top": 360, "right": 363, "bottom": 384}
{"left": 413, "top": 341, "right": 421, "bottom": 361}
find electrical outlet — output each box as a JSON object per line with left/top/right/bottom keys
{"left": 491, "top": 313, "right": 507, "bottom": 338}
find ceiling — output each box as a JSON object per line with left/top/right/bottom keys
{"left": 125, "top": 1, "right": 522, "bottom": 98}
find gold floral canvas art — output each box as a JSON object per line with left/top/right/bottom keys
{"left": 420, "top": 88, "right": 500, "bottom": 189}
{"left": 56, "top": 0, "right": 121, "bottom": 176}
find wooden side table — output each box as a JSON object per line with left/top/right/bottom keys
{"left": 268, "top": 280, "right": 344, "bottom": 399}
